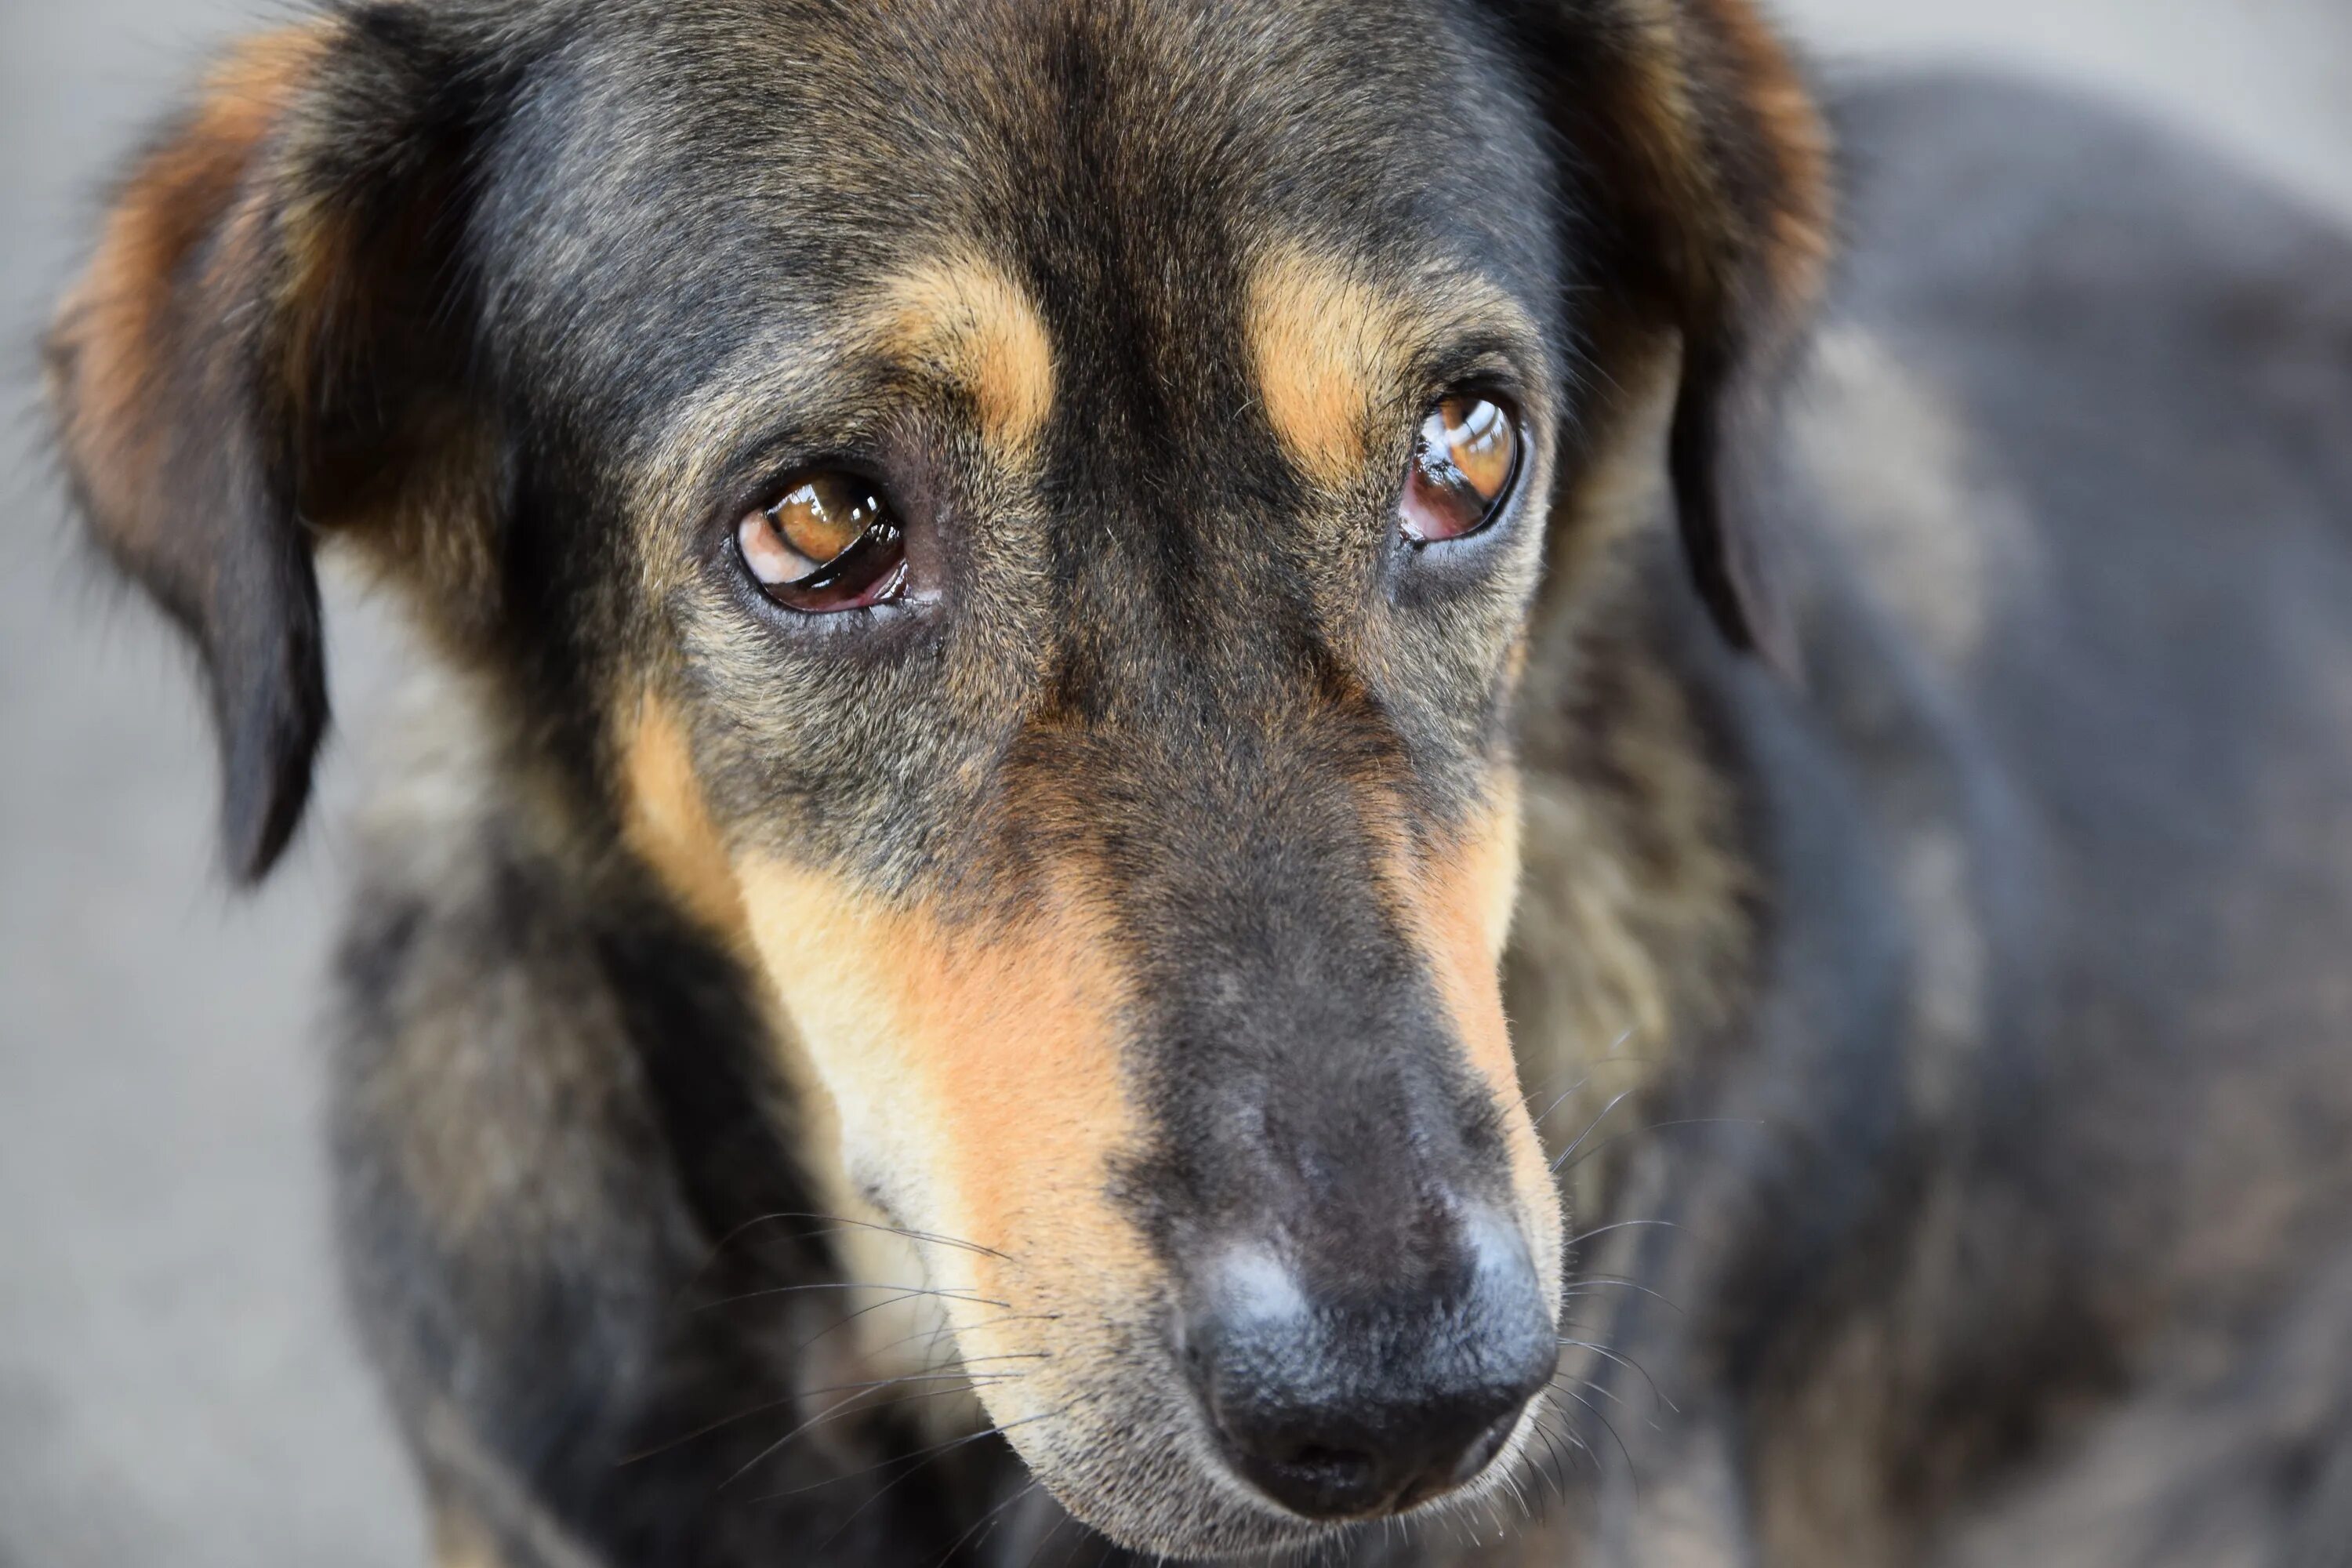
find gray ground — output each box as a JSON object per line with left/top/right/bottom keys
{"left": 1, "top": 2, "right": 2346, "bottom": 1563}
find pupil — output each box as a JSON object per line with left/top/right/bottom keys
{"left": 777, "top": 478, "right": 873, "bottom": 564}
{"left": 1445, "top": 398, "right": 1512, "bottom": 500}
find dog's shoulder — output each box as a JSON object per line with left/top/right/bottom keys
{"left": 1790, "top": 70, "right": 2352, "bottom": 1148}
{"left": 1683, "top": 72, "right": 2352, "bottom": 1558}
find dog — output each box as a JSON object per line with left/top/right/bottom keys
{"left": 43, "top": 0, "right": 2352, "bottom": 1562}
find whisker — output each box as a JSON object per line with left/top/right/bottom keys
{"left": 845, "top": 1316, "right": 1060, "bottom": 1395}
{"left": 1549, "top": 1367, "right": 1624, "bottom": 1410}
{"left": 1533, "top": 1402, "right": 1600, "bottom": 1488}
{"left": 859, "top": 1311, "right": 1062, "bottom": 1367}
{"left": 1549, "top": 1086, "right": 1644, "bottom": 1173}
{"left": 1016, "top": 1504, "right": 1074, "bottom": 1568}
{"left": 661, "top": 1210, "right": 1011, "bottom": 1320}
{"left": 1526, "top": 1402, "right": 1584, "bottom": 1500}
{"left": 1557, "top": 1273, "right": 1686, "bottom": 1315}
{"left": 786, "top": 1400, "right": 1098, "bottom": 1553}
{"left": 777, "top": 1392, "right": 1102, "bottom": 1508}
{"left": 1494, "top": 1461, "right": 1534, "bottom": 1526}
{"left": 713, "top": 1210, "right": 1010, "bottom": 1261}
{"left": 1555, "top": 1338, "right": 1680, "bottom": 1415}
{"left": 717, "top": 1374, "right": 1014, "bottom": 1493}
{"left": 1560, "top": 1218, "right": 1677, "bottom": 1253}
{"left": 1523, "top": 1029, "right": 1645, "bottom": 1130}
{"left": 1553, "top": 1381, "right": 1639, "bottom": 1501}
{"left": 1553, "top": 1116, "right": 1764, "bottom": 1177}
{"left": 781, "top": 1288, "right": 1019, "bottom": 1367}
{"left": 931, "top": 1475, "right": 1042, "bottom": 1568}
{"left": 691, "top": 1279, "right": 1009, "bottom": 1314}
{"left": 615, "top": 1365, "right": 1029, "bottom": 1466}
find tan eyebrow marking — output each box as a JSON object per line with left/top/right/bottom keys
{"left": 871, "top": 249, "right": 1058, "bottom": 458}
{"left": 1245, "top": 243, "right": 1544, "bottom": 490}
{"left": 1246, "top": 245, "right": 1410, "bottom": 489}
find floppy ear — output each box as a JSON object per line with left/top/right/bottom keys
{"left": 1506, "top": 0, "right": 1834, "bottom": 670}
{"left": 45, "top": 9, "right": 500, "bottom": 880}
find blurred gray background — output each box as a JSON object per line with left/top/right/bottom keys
{"left": 2, "top": 2, "right": 2347, "bottom": 1563}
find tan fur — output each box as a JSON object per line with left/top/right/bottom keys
{"left": 618, "top": 695, "right": 751, "bottom": 947}
{"left": 1690, "top": 0, "right": 1835, "bottom": 305}
{"left": 432, "top": 1502, "right": 512, "bottom": 1568}
{"left": 45, "top": 26, "right": 325, "bottom": 547}
{"left": 1246, "top": 245, "right": 1410, "bottom": 488}
{"left": 609, "top": 697, "right": 962, "bottom": 1388}
{"left": 1243, "top": 244, "right": 1550, "bottom": 495}
{"left": 730, "top": 858, "right": 1152, "bottom": 1448}
{"left": 873, "top": 249, "right": 1058, "bottom": 459}
{"left": 627, "top": 244, "right": 1055, "bottom": 589}
{"left": 1379, "top": 779, "right": 1565, "bottom": 1305}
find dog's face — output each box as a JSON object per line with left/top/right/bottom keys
{"left": 49, "top": 0, "right": 1825, "bottom": 1555}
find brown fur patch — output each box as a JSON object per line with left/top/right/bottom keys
{"left": 432, "top": 1502, "right": 511, "bottom": 1568}
{"left": 1690, "top": 0, "right": 1835, "bottom": 307}
{"left": 872, "top": 249, "right": 1057, "bottom": 459}
{"left": 1245, "top": 245, "right": 1411, "bottom": 488}
{"left": 618, "top": 694, "right": 750, "bottom": 946}
{"left": 1380, "top": 776, "right": 1567, "bottom": 1302}
{"left": 1244, "top": 242, "right": 1550, "bottom": 491}
{"left": 610, "top": 699, "right": 965, "bottom": 1383}
{"left": 630, "top": 245, "right": 1057, "bottom": 561}
{"left": 45, "top": 25, "right": 326, "bottom": 552}
{"left": 731, "top": 858, "right": 1151, "bottom": 1431}
{"left": 1563, "top": 0, "right": 1831, "bottom": 351}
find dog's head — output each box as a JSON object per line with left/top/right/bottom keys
{"left": 47, "top": 0, "right": 1824, "bottom": 1554}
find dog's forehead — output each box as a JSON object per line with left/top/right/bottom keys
{"left": 485, "top": 0, "right": 1557, "bottom": 406}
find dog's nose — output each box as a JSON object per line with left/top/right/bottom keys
{"left": 1181, "top": 1218, "right": 1554, "bottom": 1520}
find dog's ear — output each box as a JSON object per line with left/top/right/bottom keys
{"left": 45, "top": 9, "right": 503, "bottom": 881}
{"left": 1505, "top": 0, "right": 1833, "bottom": 670}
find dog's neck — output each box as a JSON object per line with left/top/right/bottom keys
{"left": 1504, "top": 361, "right": 1761, "bottom": 1222}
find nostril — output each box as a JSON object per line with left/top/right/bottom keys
{"left": 1223, "top": 1426, "right": 1401, "bottom": 1519}
{"left": 1183, "top": 1231, "right": 1552, "bottom": 1522}
{"left": 1414, "top": 1410, "right": 1523, "bottom": 1506}
{"left": 1205, "top": 1378, "right": 1539, "bottom": 1522}
{"left": 1269, "top": 1443, "right": 1381, "bottom": 1504}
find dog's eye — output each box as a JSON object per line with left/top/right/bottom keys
{"left": 738, "top": 472, "right": 908, "bottom": 612}
{"left": 1400, "top": 395, "right": 1519, "bottom": 544}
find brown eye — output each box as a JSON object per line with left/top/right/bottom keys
{"left": 736, "top": 471, "right": 908, "bottom": 612}
{"left": 1400, "top": 394, "right": 1519, "bottom": 544}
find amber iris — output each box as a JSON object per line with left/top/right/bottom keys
{"left": 1400, "top": 395, "right": 1519, "bottom": 544}
{"left": 738, "top": 472, "right": 908, "bottom": 612}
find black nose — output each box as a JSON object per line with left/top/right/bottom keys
{"left": 1181, "top": 1215, "right": 1555, "bottom": 1521}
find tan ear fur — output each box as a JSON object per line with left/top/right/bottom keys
{"left": 46, "top": 27, "right": 337, "bottom": 880}
{"left": 45, "top": 13, "right": 499, "bottom": 879}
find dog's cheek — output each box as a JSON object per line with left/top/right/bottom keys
{"left": 730, "top": 861, "right": 1159, "bottom": 1410}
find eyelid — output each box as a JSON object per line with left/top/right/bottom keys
{"left": 1413, "top": 338, "right": 1534, "bottom": 405}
